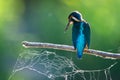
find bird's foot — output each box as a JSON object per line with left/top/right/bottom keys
{"left": 84, "top": 45, "right": 89, "bottom": 51}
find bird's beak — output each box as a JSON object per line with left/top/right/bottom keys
{"left": 64, "top": 20, "right": 73, "bottom": 31}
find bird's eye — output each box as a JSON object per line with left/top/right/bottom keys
{"left": 68, "top": 16, "right": 72, "bottom": 20}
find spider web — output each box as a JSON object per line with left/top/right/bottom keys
{"left": 8, "top": 50, "right": 117, "bottom": 80}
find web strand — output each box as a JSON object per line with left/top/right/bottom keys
{"left": 9, "top": 50, "right": 117, "bottom": 80}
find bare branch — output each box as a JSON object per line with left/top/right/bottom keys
{"left": 22, "top": 41, "right": 120, "bottom": 59}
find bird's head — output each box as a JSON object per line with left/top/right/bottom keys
{"left": 65, "top": 11, "right": 83, "bottom": 31}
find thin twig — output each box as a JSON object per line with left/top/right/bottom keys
{"left": 22, "top": 41, "right": 120, "bottom": 59}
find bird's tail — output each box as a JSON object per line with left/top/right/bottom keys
{"left": 76, "top": 44, "right": 84, "bottom": 58}
{"left": 77, "top": 49, "right": 84, "bottom": 58}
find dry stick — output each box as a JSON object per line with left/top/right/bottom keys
{"left": 22, "top": 41, "right": 120, "bottom": 59}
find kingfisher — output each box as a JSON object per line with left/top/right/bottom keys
{"left": 65, "top": 11, "right": 90, "bottom": 58}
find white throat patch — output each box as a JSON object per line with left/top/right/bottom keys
{"left": 71, "top": 16, "right": 80, "bottom": 22}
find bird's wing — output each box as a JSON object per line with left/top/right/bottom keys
{"left": 72, "top": 27, "right": 78, "bottom": 49}
{"left": 83, "top": 22, "right": 90, "bottom": 48}
{"left": 72, "top": 24, "right": 81, "bottom": 49}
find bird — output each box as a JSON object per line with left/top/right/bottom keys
{"left": 65, "top": 11, "right": 90, "bottom": 58}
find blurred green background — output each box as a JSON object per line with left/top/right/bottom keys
{"left": 0, "top": 0, "right": 120, "bottom": 80}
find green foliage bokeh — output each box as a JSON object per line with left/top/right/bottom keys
{"left": 0, "top": 0, "right": 120, "bottom": 80}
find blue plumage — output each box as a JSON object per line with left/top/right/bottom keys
{"left": 65, "top": 11, "right": 90, "bottom": 58}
